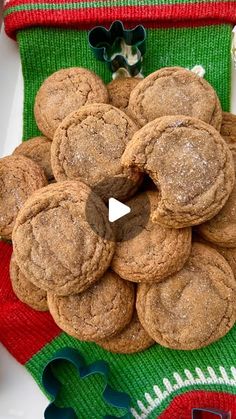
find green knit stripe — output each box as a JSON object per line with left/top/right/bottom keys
{"left": 26, "top": 327, "right": 236, "bottom": 418}
{"left": 17, "top": 24, "right": 231, "bottom": 140}
{"left": 3, "top": 0, "right": 231, "bottom": 17}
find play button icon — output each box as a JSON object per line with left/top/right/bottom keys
{"left": 108, "top": 198, "right": 131, "bottom": 222}
{"left": 85, "top": 176, "right": 151, "bottom": 242}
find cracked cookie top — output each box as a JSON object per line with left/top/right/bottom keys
{"left": 198, "top": 112, "right": 236, "bottom": 247}
{"left": 97, "top": 310, "right": 154, "bottom": 354}
{"left": 111, "top": 191, "right": 192, "bottom": 282}
{"left": 34, "top": 68, "right": 109, "bottom": 139}
{"left": 12, "top": 181, "right": 115, "bottom": 296}
{"left": 10, "top": 253, "right": 48, "bottom": 311}
{"left": 51, "top": 103, "right": 141, "bottom": 201}
{"left": 122, "top": 115, "right": 235, "bottom": 228}
{"left": 47, "top": 270, "right": 135, "bottom": 341}
{"left": 107, "top": 77, "right": 141, "bottom": 115}
{"left": 13, "top": 136, "right": 53, "bottom": 181}
{"left": 128, "top": 67, "right": 222, "bottom": 129}
{"left": 0, "top": 155, "right": 47, "bottom": 240}
{"left": 136, "top": 243, "right": 236, "bottom": 350}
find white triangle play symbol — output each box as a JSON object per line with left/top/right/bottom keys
{"left": 108, "top": 198, "right": 131, "bottom": 222}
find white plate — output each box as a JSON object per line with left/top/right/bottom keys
{"left": 0, "top": 23, "right": 236, "bottom": 419}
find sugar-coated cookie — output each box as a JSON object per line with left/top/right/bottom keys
{"left": 128, "top": 67, "right": 222, "bottom": 129}
{"left": 13, "top": 136, "right": 53, "bottom": 181}
{"left": 136, "top": 243, "right": 236, "bottom": 350}
{"left": 0, "top": 155, "right": 47, "bottom": 240}
{"left": 10, "top": 253, "right": 48, "bottom": 311}
{"left": 112, "top": 191, "right": 191, "bottom": 282}
{"left": 47, "top": 270, "right": 135, "bottom": 341}
{"left": 12, "top": 181, "right": 115, "bottom": 296}
{"left": 34, "top": 68, "right": 108, "bottom": 139}
{"left": 122, "top": 116, "right": 235, "bottom": 228}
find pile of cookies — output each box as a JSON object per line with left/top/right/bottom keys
{"left": 1, "top": 66, "right": 236, "bottom": 353}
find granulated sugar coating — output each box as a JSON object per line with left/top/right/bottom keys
{"left": 128, "top": 67, "right": 222, "bottom": 130}
{"left": 199, "top": 112, "right": 236, "bottom": 247}
{"left": 51, "top": 103, "right": 142, "bottom": 202}
{"left": 136, "top": 243, "right": 236, "bottom": 350}
{"left": 122, "top": 115, "right": 235, "bottom": 228}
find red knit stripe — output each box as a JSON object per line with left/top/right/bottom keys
{"left": 4, "top": 2, "right": 236, "bottom": 39}
{"left": 0, "top": 241, "right": 60, "bottom": 364}
{"left": 159, "top": 390, "right": 236, "bottom": 418}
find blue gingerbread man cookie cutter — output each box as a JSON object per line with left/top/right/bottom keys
{"left": 42, "top": 347, "right": 132, "bottom": 419}
{"left": 88, "top": 20, "right": 146, "bottom": 77}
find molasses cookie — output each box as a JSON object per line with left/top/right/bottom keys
{"left": 97, "top": 311, "right": 154, "bottom": 354}
{"left": 0, "top": 155, "right": 47, "bottom": 240}
{"left": 47, "top": 270, "right": 135, "bottom": 341}
{"left": 194, "top": 238, "right": 236, "bottom": 280}
{"left": 136, "top": 243, "right": 236, "bottom": 350}
{"left": 13, "top": 136, "right": 53, "bottom": 181}
{"left": 198, "top": 134, "right": 236, "bottom": 247}
{"left": 128, "top": 67, "right": 222, "bottom": 129}
{"left": 51, "top": 103, "right": 141, "bottom": 201}
{"left": 12, "top": 181, "right": 115, "bottom": 296}
{"left": 111, "top": 191, "right": 191, "bottom": 282}
{"left": 122, "top": 116, "right": 235, "bottom": 228}
{"left": 34, "top": 68, "right": 109, "bottom": 139}
{"left": 220, "top": 112, "right": 236, "bottom": 150}
{"left": 10, "top": 253, "right": 48, "bottom": 311}
{"left": 107, "top": 77, "right": 141, "bottom": 115}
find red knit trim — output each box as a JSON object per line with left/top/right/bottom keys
{"left": 159, "top": 390, "right": 236, "bottom": 418}
{"left": 4, "top": 2, "right": 236, "bottom": 39}
{"left": 0, "top": 241, "right": 60, "bottom": 364}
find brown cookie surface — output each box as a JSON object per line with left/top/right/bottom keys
{"left": 0, "top": 155, "right": 47, "bottom": 240}
{"left": 128, "top": 67, "right": 222, "bottom": 129}
{"left": 13, "top": 136, "right": 53, "bottom": 181}
{"left": 47, "top": 270, "right": 135, "bottom": 341}
{"left": 12, "top": 181, "right": 115, "bottom": 296}
{"left": 10, "top": 253, "right": 48, "bottom": 311}
{"left": 107, "top": 77, "right": 141, "bottom": 114}
{"left": 220, "top": 112, "right": 236, "bottom": 150}
{"left": 122, "top": 115, "right": 235, "bottom": 228}
{"left": 51, "top": 103, "right": 141, "bottom": 201}
{"left": 194, "top": 238, "right": 236, "bottom": 280}
{"left": 198, "top": 164, "right": 236, "bottom": 246}
{"left": 111, "top": 191, "right": 191, "bottom": 282}
{"left": 136, "top": 243, "right": 236, "bottom": 350}
{"left": 34, "top": 68, "right": 108, "bottom": 139}
{"left": 97, "top": 311, "right": 154, "bottom": 353}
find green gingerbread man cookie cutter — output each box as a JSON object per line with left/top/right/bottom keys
{"left": 88, "top": 20, "right": 146, "bottom": 77}
{"left": 42, "top": 347, "right": 132, "bottom": 419}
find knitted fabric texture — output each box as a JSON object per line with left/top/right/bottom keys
{"left": 1, "top": 1, "right": 236, "bottom": 418}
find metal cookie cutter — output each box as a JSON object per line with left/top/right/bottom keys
{"left": 192, "top": 407, "right": 231, "bottom": 418}
{"left": 88, "top": 20, "right": 146, "bottom": 78}
{"left": 42, "top": 347, "right": 131, "bottom": 419}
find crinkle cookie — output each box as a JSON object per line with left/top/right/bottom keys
{"left": 34, "top": 67, "right": 108, "bottom": 139}
{"left": 12, "top": 181, "right": 115, "bottom": 296}
{"left": 13, "top": 136, "right": 53, "bottom": 181}
{"left": 111, "top": 191, "right": 191, "bottom": 282}
{"left": 10, "top": 253, "right": 48, "bottom": 311}
{"left": 47, "top": 270, "right": 135, "bottom": 341}
{"left": 0, "top": 155, "right": 47, "bottom": 240}
{"left": 107, "top": 77, "right": 141, "bottom": 115}
{"left": 97, "top": 311, "right": 154, "bottom": 354}
{"left": 128, "top": 67, "right": 222, "bottom": 129}
{"left": 136, "top": 243, "right": 236, "bottom": 350}
{"left": 51, "top": 103, "right": 141, "bottom": 201}
{"left": 220, "top": 112, "right": 236, "bottom": 151}
{"left": 122, "top": 116, "right": 235, "bottom": 228}
{"left": 198, "top": 128, "right": 236, "bottom": 247}
{"left": 194, "top": 237, "right": 236, "bottom": 280}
